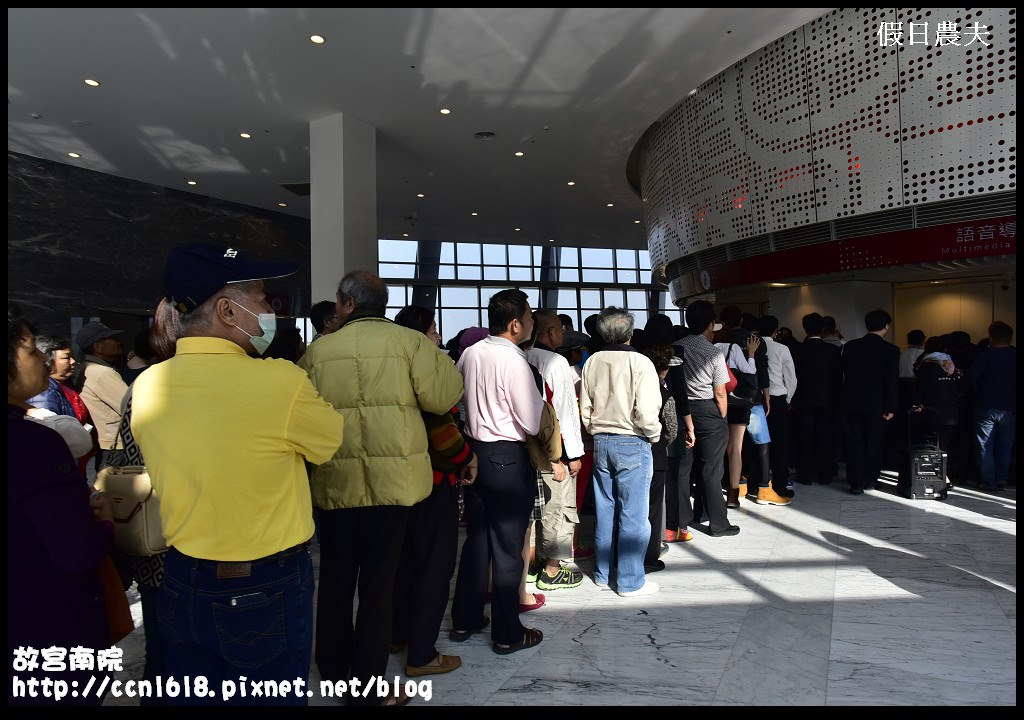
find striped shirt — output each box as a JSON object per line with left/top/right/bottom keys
{"left": 674, "top": 334, "right": 730, "bottom": 400}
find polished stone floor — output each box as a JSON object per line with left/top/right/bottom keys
{"left": 107, "top": 476, "right": 1016, "bottom": 706}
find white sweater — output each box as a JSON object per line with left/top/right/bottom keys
{"left": 580, "top": 347, "right": 662, "bottom": 443}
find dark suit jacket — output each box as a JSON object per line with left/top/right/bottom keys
{"left": 792, "top": 338, "right": 842, "bottom": 408}
{"left": 841, "top": 333, "right": 900, "bottom": 415}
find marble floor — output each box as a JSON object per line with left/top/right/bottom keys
{"left": 107, "top": 476, "right": 1016, "bottom": 706}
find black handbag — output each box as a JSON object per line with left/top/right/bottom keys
{"left": 726, "top": 343, "right": 760, "bottom": 408}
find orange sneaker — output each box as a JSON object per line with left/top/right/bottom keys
{"left": 664, "top": 529, "right": 678, "bottom": 542}
{"left": 677, "top": 530, "right": 694, "bottom": 542}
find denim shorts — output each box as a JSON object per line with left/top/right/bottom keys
{"left": 747, "top": 404, "right": 771, "bottom": 445}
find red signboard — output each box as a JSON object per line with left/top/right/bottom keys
{"left": 692, "top": 216, "right": 1016, "bottom": 294}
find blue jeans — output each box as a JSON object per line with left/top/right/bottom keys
{"left": 975, "top": 408, "right": 1016, "bottom": 488}
{"left": 592, "top": 434, "right": 653, "bottom": 593}
{"left": 159, "top": 545, "right": 314, "bottom": 706}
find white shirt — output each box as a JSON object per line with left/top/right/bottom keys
{"left": 763, "top": 337, "right": 798, "bottom": 403}
{"left": 900, "top": 347, "right": 924, "bottom": 378}
{"left": 715, "top": 342, "right": 757, "bottom": 373}
{"left": 526, "top": 346, "right": 585, "bottom": 459}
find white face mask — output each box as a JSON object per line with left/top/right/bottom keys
{"left": 230, "top": 299, "right": 277, "bottom": 355}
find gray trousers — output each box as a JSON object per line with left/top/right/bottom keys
{"left": 537, "top": 469, "right": 579, "bottom": 562}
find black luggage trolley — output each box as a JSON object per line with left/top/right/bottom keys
{"left": 896, "top": 407, "right": 948, "bottom": 500}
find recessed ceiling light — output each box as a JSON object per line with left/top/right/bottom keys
{"left": 186, "top": 180, "right": 197, "bottom": 186}
{"left": 310, "top": 35, "right": 326, "bottom": 44}
{"left": 471, "top": 212, "right": 478, "bottom": 216}
{"left": 84, "top": 78, "right": 100, "bottom": 87}
{"left": 439, "top": 108, "right": 451, "bottom": 115}
{"left": 278, "top": 202, "right": 287, "bottom": 207}
{"left": 634, "top": 220, "right": 641, "bottom": 224}
{"left": 402, "top": 233, "right": 410, "bottom": 237}
{"left": 548, "top": 238, "right": 555, "bottom": 243}
{"left": 240, "top": 132, "right": 251, "bottom": 139}
{"left": 514, "top": 151, "right": 524, "bottom": 157}
{"left": 769, "top": 283, "right": 789, "bottom": 287}
{"left": 67, "top": 152, "right": 81, "bottom": 158}
{"left": 417, "top": 193, "right": 425, "bottom": 198}
{"left": 606, "top": 203, "right": 614, "bottom": 207}
{"left": 930, "top": 280, "right": 943, "bottom": 284}
{"left": 567, "top": 181, "right": 576, "bottom": 186}
{"left": 514, "top": 227, "right": 521, "bottom": 231}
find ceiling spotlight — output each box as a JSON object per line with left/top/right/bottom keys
{"left": 548, "top": 238, "right": 555, "bottom": 243}
{"left": 417, "top": 193, "right": 425, "bottom": 198}
{"left": 402, "top": 233, "right": 410, "bottom": 237}
{"left": 634, "top": 220, "right": 641, "bottom": 224}
{"left": 567, "top": 181, "right": 576, "bottom": 186}
{"left": 439, "top": 108, "right": 451, "bottom": 115}
{"left": 769, "top": 283, "right": 789, "bottom": 287}
{"left": 186, "top": 180, "right": 197, "bottom": 186}
{"left": 514, "top": 227, "right": 521, "bottom": 231}
{"left": 606, "top": 203, "right": 614, "bottom": 207}
{"left": 240, "top": 132, "right": 252, "bottom": 139}
{"left": 930, "top": 280, "right": 943, "bottom": 284}
{"left": 471, "top": 212, "right": 478, "bottom": 216}
{"left": 67, "top": 152, "right": 81, "bottom": 158}
{"left": 84, "top": 78, "right": 100, "bottom": 87}
{"left": 515, "top": 151, "right": 524, "bottom": 157}
{"left": 278, "top": 202, "right": 287, "bottom": 207}
{"left": 310, "top": 35, "right": 326, "bottom": 44}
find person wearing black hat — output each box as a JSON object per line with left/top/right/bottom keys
{"left": 128, "top": 243, "right": 344, "bottom": 706}
{"left": 75, "top": 321, "right": 128, "bottom": 480}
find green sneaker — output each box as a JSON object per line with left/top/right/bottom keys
{"left": 535, "top": 567, "right": 584, "bottom": 590}
{"left": 526, "top": 564, "right": 539, "bottom": 583}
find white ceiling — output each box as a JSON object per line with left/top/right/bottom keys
{"left": 8, "top": 7, "right": 832, "bottom": 251}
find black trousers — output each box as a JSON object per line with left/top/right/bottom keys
{"left": 392, "top": 482, "right": 459, "bottom": 667}
{"left": 315, "top": 505, "right": 409, "bottom": 704}
{"left": 844, "top": 411, "right": 886, "bottom": 491}
{"left": 677, "top": 399, "right": 731, "bottom": 532}
{"left": 798, "top": 405, "right": 837, "bottom": 484}
{"left": 767, "top": 395, "right": 791, "bottom": 492}
{"left": 451, "top": 440, "right": 534, "bottom": 646}
{"left": 645, "top": 467, "right": 666, "bottom": 565}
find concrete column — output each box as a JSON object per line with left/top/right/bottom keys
{"left": 310, "top": 113, "right": 378, "bottom": 304}
{"left": 540, "top": 246, "right": 560, "bottom": 309}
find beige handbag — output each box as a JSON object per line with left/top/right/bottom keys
{"left": 94, "top": 465, "right": 168, "bottom": 556}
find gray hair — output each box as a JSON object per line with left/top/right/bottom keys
{"left": 178, "top": 281, "right": 257, "bottom": 334}
{"left": 35, "top": 335, "right": 71, "bottom": 372}
{"left": 597, "top": 307, "right": 634, "bottom": 344}
{"left": 337, "top": 270, "right": 389, "bottom": 314}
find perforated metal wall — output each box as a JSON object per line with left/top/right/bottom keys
{"left": 640, "top": 6, "right": 1017, "bottom": 266}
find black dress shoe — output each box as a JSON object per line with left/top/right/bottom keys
{"left": 708, "top": 525, "right": 741, "bottom": 537}
{"left": 644, "top": 560, "right": 666, "bottom": 573}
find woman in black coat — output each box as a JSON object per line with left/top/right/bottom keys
{"left": 912, "top": 336, "right": 961, "bottom": 487}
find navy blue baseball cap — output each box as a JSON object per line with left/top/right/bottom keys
{"left": 163, "top": 243, "right": 299, "bottom": 314}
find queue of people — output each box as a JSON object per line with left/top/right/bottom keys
{"left": 8, "top": 245, "right": 1016, "bottom": 705}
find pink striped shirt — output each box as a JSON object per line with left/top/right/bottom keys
{"left": 457, "top": 336, "right": 543, "bottom": 442}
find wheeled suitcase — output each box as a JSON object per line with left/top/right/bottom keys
{"left": 896, "top": 407, "right": 948, "bottom": 500}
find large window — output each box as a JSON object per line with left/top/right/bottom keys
{"left": 377, "top": 239, "right": 670, "bottom": 340}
